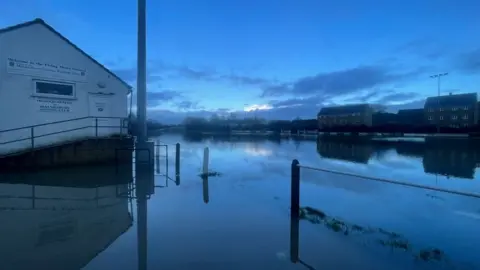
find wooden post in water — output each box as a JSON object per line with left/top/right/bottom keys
{"left": 203, "top": 147, "right": 209, "bottom": 175}
{"left": 291, "top": 159, "right": 300, "bottom": 218}
{"left": 175, "top": 143, "right": 180, "bottom": 175}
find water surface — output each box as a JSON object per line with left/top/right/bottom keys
{"left": 0, "top": 134, "right": 478, "bottom": 270}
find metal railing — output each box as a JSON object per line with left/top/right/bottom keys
{"left": 0, "top": 183, "right": 131, "bottom": 211}
{"left": 0, "top": 116, "right": 130, "bottom": 157}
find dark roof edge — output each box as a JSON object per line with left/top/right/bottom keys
{"left": 0, "top": 18, "right": 133, "bottom": 94}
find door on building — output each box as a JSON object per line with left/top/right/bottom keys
{"left": 88, "top": 94, "right": 115, "bottom": 137}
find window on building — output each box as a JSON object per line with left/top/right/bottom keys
{"left": 464, "top": 106, "right": 469, "bottom": 110}
{"left": 34, "top": 80, "right": 75, "bottom": 98}
{"left": 428, "top": 116, "right": 433, "bottom": 120}
{"left": 452, "top": 107, "right": 457, "bottom": 111}
{"left": 439, "top": 108, "right": 444, "bottom": 111}
{"left": 452, "top": 115, "right": 458, "bottom": 120}
{"left": 464, "top": 124, "right": 469, "bottom": 127}
{"left": 428, "top": 108, "right": 433, "bottom": 112}
{"left": 440, "top": 116, "right": 444, "bottom": 120}
{"left": 463, "top": 115, "right": 469, "bottom": 120}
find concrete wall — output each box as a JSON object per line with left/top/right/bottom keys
{"left": 0, "top": 23, "right": 130, "bottom": 155}
{"left": 0, "top": 184, "right": 132, "bottom": 270}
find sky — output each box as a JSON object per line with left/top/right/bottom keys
{"left": 1, "top": 0, "right": 480, "bottom": 124}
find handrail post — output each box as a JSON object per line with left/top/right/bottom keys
{"left": 30, "top": 127, "right": 34, "bottom": 150}
{"left": 291, "top": 159, "right": 300, "bottom": 218}
{"left": 95, "top": 118, "right": 98, "bottom": 137}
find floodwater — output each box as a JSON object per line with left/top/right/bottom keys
{"left": 0, "top": 133, "right": 479, "bottom": 270}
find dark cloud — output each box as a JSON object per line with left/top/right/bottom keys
{"left": 221, "top": 74, "right": 270, "bottom": 86}
{"left": 374, "top": 92, "right": 420, "bottom": 104}
{"left": 455, "top": 48, "right": 480, "bottom": 73}
{"left": 343, "top": 89, "right": 394, "bottom": 103}
{"left": 177, "top": 66, "right": 216, "bottom": 80}
{"left": 396, "top": 38, "right": 446, "bottom": 61}
{"left": 175, "top": 100, "right": 200, "bottom": 110}
{"left": 111, "top": 67, "right": 163, "bottom": 84}
{"left": 147, "top": 90, "right": 183, "bottom": 106}
{"left": 261, "top": 65, "right": 421, "bottom": 98}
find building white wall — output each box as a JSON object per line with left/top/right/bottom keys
{"left": 0, "top": 23, "right": 130, "bottom": 155}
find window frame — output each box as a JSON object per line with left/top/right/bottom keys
{"left": 32, "top": 79, "right": 76, "bottom": 99}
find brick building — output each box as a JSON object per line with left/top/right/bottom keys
{"left": 317, "top": 104, "right": 373, "bottom": 129}
{"left": 424, "top": 93, "right": 478, "bottom": 128}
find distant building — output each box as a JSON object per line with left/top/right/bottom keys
{"left": 478, "top": 101, "right": 480, "bottom": 125}
{"left": 317, "top": 104, "right": 373, "bottom": 129}
{"left": 372, "top": 112, "right": 398, "bottom": 126}
{"left": 397, "top": 109, "right": 424, "bottom": 126}
{"left": 424, "top": 93, "right": 478, "bottom": 128}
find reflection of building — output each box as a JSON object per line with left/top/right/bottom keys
{"left": 424, "top": 93, "right": 478, "bottom": 128}
{"left": 422, "top": 139, "right": 479, "bottom": 179}
{"left": 317, "top": 104, "right": 373, "bottom": 129}
{"left": 316, "top": 138, "right": 374, "bottom": 164}
{"left": 0, "top": 183, "right": 132, "bottom": 270}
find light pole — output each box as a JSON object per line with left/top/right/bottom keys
{"left": 430, "top": 72, "right": 448, "bottom": 134}
{"left": 137, "top": 0, "right": 147, "bottom": 142}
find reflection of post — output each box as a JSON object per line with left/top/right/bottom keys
{"left": 202, "top": 175, "right": 209, "bottom": 203}
{"left": 290, "top": 216, "right": 299, "bottom": 263}
{"left": 135, "top": 157, "right": 152, "bottom": 270}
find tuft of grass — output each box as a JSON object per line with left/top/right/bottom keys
{"left": 199, "top": 171, "right": 222, "bottom": 178}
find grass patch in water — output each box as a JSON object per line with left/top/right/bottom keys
{"left": 298, "top": 206, "right": 449, "bottom": 264}
{"left": 199, "top": 171, "right": 222, "bottom": 177}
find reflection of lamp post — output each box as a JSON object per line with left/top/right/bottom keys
{"left": 430, "top": 72, "right": 448, "bottom": 134}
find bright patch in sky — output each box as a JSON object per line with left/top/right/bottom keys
{"left": 244, "top": 104, "right": 273, "bottom": 112}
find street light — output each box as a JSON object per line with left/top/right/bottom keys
{"left": 137, "top": 0, "right": 147, "bottom": 142}
{"left": 430, "top": 72, "right": 448, "bottom": 133}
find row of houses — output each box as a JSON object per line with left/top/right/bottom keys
{"left": 317, "top": 93, "right": 480, "bottom": 128}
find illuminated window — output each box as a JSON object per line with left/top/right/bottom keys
{"left": 440, "top": 116, "right": 444, "bottom": 120}
{"left": 452, "top": 115, "right": 458, "bottom": 120}
{"left": 463, "top": 115, "right": 469, "bottom": 119}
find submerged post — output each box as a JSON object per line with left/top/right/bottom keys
{"left": 291, "top": 159, "right": 300, "bottom": 218}
{"left": 203, "top": 147, "right": 209, "bottom": 175}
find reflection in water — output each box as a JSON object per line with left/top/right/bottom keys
{"left": 202, "top": 175, "right": 210, "bottom": 203}
{"left": 289, "top": 216, "right": 316, "bottom": 270}
{"left": 135, "top": 161, "right": 153, "bottom": 270}
{"left": 316, "top": 136, "right": 480, "bottom": 180}
{"left": 243, "top": 143, "right": 274, "bottom": 157}
{"left": 0, "top": 166, "right": 133, "bottom": 270}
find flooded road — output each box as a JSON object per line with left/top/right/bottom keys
{"left": 0, "top": 134, "right": 479, "bottom": 269}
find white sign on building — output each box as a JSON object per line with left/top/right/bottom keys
{"left": 36, "top": 98, "right": 72, "bottom": 113}
{"left": 6, "top": 58, "right": 87, "bottom": 82}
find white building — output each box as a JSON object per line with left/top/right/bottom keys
{"left": 0, "top": 18, "right": 132, "bottom": 155}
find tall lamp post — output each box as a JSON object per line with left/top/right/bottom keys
{"left": 137, "top": 0, "right": 147, "bottom": 142}
{"left": 430, "top": 72, "right": 448, "bottom": 133}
